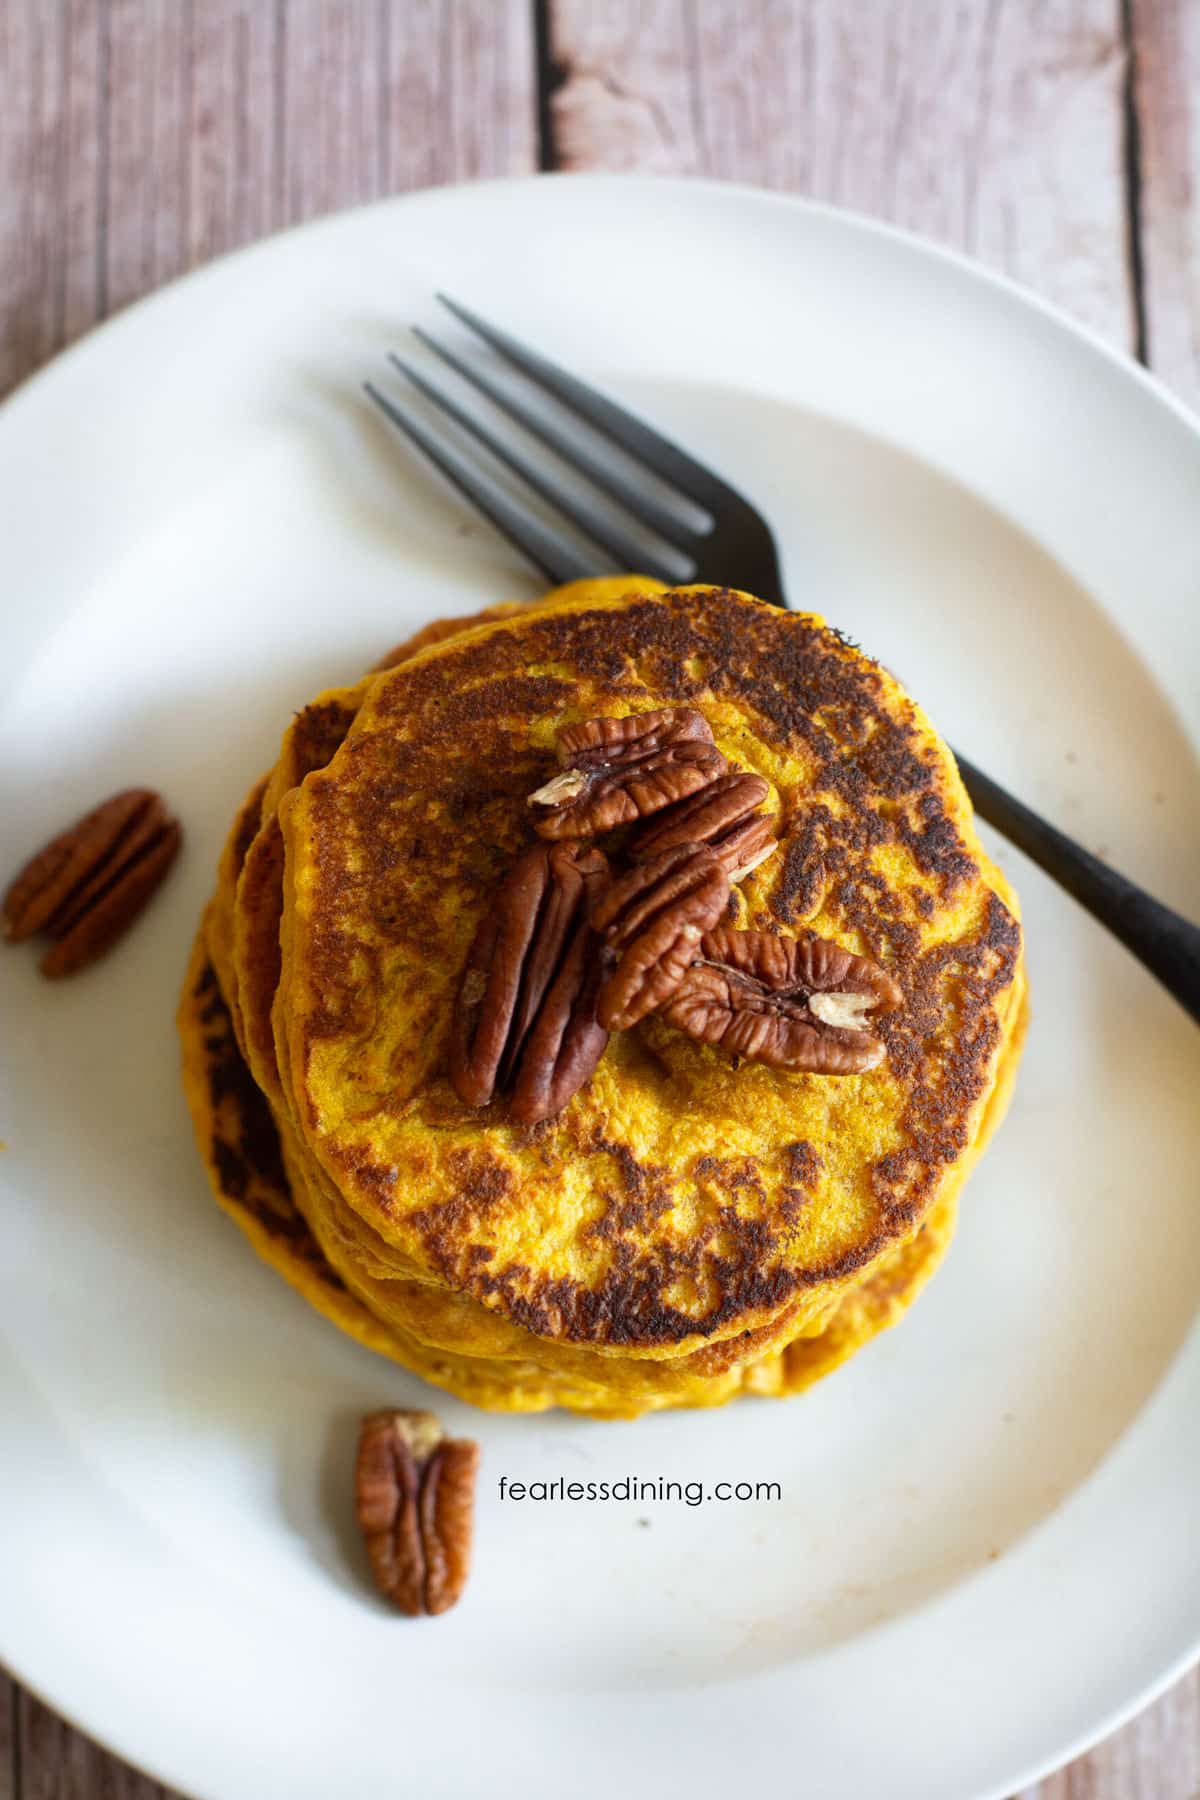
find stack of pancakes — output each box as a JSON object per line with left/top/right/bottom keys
{"left": 179, "top": 581, "right": 1026, "bottom": 1418}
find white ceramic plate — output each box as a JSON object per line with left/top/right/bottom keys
{"left": 1, "top": 176, "right": 1198, "bottom": 1800}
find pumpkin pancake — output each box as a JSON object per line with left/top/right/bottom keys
{"left": 182, "top": 578, "right": 1025, "bottom": 1415}
{"left": 271, "top": 584, "right": 1023, "bottom": 1377}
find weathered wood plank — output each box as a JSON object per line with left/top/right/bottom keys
{"left": 59, "top": 0, "right": 108, "bottom": 353}
{"left": 16, "top": 1687, "right": 174, "bottom": 1800}
{"left": 186, "top": 0, "right": 283, "bottom": 263}
{"left": 0, "top": 1670, "right": 14, "bottom": 1800}
{"left": 277, "top": 0, "right": 388, "bottom": 222}
{"left": 0, "top": 0, "right": 537, "bottom": 402}
{"left": 1016, "top": 1668, "right": 1200, "bottom": 1797}
{"left": 0, "top": 0, "right": 49, "bottom": 389}
{"left": 103, "top": 0, "right": 191, "bottom": 318}
{"left": 1131, "top": 0, "right": 1200, "bottom": 409}
{"left": 547, "top": 0, "right": 1136, "bottom": 348}
{"left": 275, "top": 0, "right": 537, "bottom": 220}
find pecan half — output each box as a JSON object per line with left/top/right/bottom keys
{"left": 528, "top": 708, "right": 726, "bottom": 838}
{"left": 509, "top": 921, "right": 613, "bottom": 1124}
{"left": 592, "top": 842, "right": 730, "bottom": 1031}
{"left": 3, "top": 789, "right": 182, "bottom": 978}
{"left": 355, "top": 1410, "right": 480, "bottom": 1617}
{"left": 630, "top": 770, "right": 778, "bottom": 882}
{"left": 660, "top": 926, "right": 903, "bottom": 1074}
{"left": 450, "top": 840, "right": 611, "bottom": 1123}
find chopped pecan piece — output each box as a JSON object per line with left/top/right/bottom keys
{"left": 592, "top": 842, "right": 730, "bottom": 1031}
{"left": 630, "top": 770, "right": 778, "bottom": 882}
{"left": 528, "top": 708, "right": 726, "bottom": 838}
{"left": 450, "top": 840, "right": 611, "bottom": 1123}
{"left": 660, "top": 926, "right": 903, "bottom": 1074}
{"left": 3, "top": 788, "right": 182, "bottom": 978}
{"left": 355, "top": 1410, "right": 480, "bottom": 1617}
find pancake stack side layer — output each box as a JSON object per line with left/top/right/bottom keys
{"left": 179, "top": 581, "right": 1027, "bottom": 1418}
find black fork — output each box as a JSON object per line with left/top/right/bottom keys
{"left": 365, "top": 296, "right": 1200, "bottom": 1025}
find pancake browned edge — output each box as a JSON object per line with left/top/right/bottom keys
{"left": 179, "top": 917, "right": 1025, "bottom": 1415}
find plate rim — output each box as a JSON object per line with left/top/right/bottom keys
{"left": 4, "top": 170, "right": 1200, "bottom": 438}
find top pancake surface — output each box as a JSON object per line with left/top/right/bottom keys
{"left": 278, "top": 585, "right": 1020, "bottom": 1353}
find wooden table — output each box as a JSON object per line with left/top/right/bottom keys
{"left": 1, "top": 4, "right": 1197, "bottom": 1795}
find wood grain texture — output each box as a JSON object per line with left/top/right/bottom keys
{"left": 14, "top": 1689, "right": 169, "bottom": 1800}
{"left": 0, "top": 2, "right": 1197, "bottom": 1797}
{"left": 0, "top": 0, "right": 101, "bottom": 395}
{"left": 0, "top": 0, "right": 536, "bottom": 399}
{"left": 1132, "top": 0, "right": 1200, "bottom": 408}
{"left": 547, "top": 0, "right": 1137, "bottom": 346}
{"left": 0, "top": 1670, "right": 14, "bottom": 1800}
{"left": 1017, "top": 1673, "right": 1200, "bottom": 1798}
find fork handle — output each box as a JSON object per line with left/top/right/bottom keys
{"left": 955, "top": 751, "right": 1200, "bottom": 1025}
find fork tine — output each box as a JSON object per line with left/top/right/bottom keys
{"left": 388, "top": 355, "right": 688, "bottom": 585}
{"left": 437, "top": 295, "right": 729, "bottom": 510}
{"left": 364, "top": 382, "right": 599, "bottom": 587}
{"left": 412, "top": 327, "right": 702, "bottom": 549}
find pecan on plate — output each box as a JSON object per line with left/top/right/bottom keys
{"left": 630, "top": 770, "right": 778, "bottom": 882}
{"left": 527, "top": 708, "right": 726, "bottom": 839}
{"left": 3, "top": 788, "right": 182, "bottom": 978}
{"left": 592, "top": 842, "right": 729, "bottom": 1031}
{"left": 355, "top": 1410, "right": 480, "bottom": 1617}
{"left": 660, "top": 926, "right": 903, "bottom": 1075}
{"left": 450, "top": 840, "right": 612, "bottom": 1124}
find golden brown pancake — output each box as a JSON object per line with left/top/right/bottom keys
{"left": 277, "top": 589, "right": 1021, "bottom": 1346}
{"left": 180, "top": 578, "right": 1026, "bottom": 1417}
